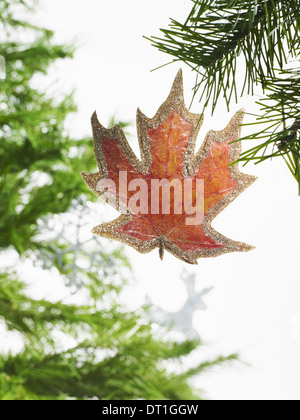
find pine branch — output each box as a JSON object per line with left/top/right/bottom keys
{"left": 147, "top": 0, "right": 300, "bottom": 112}
{"left": 232, "top": 66, "right": 300, "bottom": 193}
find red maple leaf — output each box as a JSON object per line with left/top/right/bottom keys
{"left": 82, "top": 70, "right": 256, "bottom": 264}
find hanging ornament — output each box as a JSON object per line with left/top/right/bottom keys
{"left": 82, "top": 70, "right": 257, "bottom": 264}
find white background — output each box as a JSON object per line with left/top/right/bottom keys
{"left": 13, "top": 0, "right": 300, "bottom": 400}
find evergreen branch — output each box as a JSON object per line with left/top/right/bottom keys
{"left": 232, "top": 67, "right": 300, "bottom": 193}
{"left": 147, "top": 0, "right": 300, "bottom": 112}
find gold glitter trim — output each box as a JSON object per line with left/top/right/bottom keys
{"left": 81, "top": 70, "right": 257, "bottom": 265}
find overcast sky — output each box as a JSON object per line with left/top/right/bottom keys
{"left": 16, "top": 0, "right": 300, "bottom": 400}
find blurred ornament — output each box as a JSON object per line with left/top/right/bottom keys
{"left": 146, "top": 269, "right": 213, "bottom": 339}
{"left": 34, "top": 196, "right": 128, "bottom": 289}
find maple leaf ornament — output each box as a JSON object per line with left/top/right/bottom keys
{"left": 82, "top": 70, "right": 257, "bottom": 264}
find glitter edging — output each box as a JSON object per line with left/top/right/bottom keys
{"left": 81, "top": 70, "right": 257, "bottom": 265}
